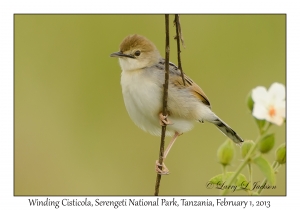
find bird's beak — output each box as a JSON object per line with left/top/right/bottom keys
{"left": 110, "top": 51, "right": 135, "bottom": 58}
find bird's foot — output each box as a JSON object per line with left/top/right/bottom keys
{"left": 159, "top": 113, "right": 173, "bottom": 126}
{"left": 155, "top": 160, "right": 169, "bottom": 175}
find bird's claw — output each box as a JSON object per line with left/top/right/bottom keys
{"left": 159, "top": 113, "right": 173, "bottom": 126}
{"left": 155, "top": 160, "right": 170, "bottom": 175}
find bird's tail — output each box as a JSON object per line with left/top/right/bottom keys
{"left": 208, "top": 116, "right": 243, "bottom": 144}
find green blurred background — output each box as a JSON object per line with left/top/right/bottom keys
{"left": 15, "top": 15, "right": 286, "bottom": 195}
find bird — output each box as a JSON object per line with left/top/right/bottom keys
{"left": 110, "top": 34, "right": 243, "bottom": 175}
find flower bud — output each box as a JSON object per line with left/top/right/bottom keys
{"left": 275, "top": 143, "right": 286, "bottom": 164}
{"left": 217, "top": 139, "right": 235, "bottom": 166}
{"left": 258, "top": 133, "right": 275, "bottom": 153}
{"left": 241, "top": 140, "right": 255, "bottom": 158}
{"left": 246, "top": 91, "right": 254, "bottom": 112}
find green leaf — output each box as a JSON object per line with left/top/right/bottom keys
{"left": 209, "top": 173, "right": 230, "bottom": 184}
{"left": 209, "top": 172, "right": 249, "bottom": 190}
{"left": 235, "top": 173, "right": 250, "bottom": 190}
{"left": 253, "top": 155, "right": 275, "bottom": 185}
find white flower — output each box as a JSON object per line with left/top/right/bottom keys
{"left": 252, "top": 82, "right": 286, "bottom": 126}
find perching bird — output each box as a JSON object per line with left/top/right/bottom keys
{"left": 110, "top": 34, "right": 243, "bottom": 174}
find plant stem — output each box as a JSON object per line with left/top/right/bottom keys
{"left": 221, "top": 137, "right": 260, "bottom": 195}
{"left": 222, "top": 165, "right": 227, "bottom": 181}
{"left": 248, "top": 163, "right": 252, "bottom": 195}
{"left": 154, "top": 14, "right": 170, "bottom": 196}
{"left": 174, "top": 14, "right": 185, "bottom": 86}
{"left": 221, "top": 165, "right": 227, "bottom": 195}
{"left": 261, "top": 122, "right": 271, "bottom": 135}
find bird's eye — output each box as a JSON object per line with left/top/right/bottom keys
{"left": 134, "top": 50, "right": 141, "bottom": 56}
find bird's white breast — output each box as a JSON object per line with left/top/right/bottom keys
{"left": 121, "top": 69, "right": 164, "bottom": 136}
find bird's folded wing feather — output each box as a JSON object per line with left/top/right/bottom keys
{"left": 156, "top": 59, "right": 211, "bottom": 109}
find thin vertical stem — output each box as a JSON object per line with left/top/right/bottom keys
{"left": 154, "top": 14, "right": 170, "bottom": 196}
{"left": 221, "top": 165, "right": 227, "bottom": 195}
{"left": 174, "top": 14, "right": 185, "bottom": 86}
{"left": 222, "top": 165, "right": 227, "bottom": 181}
{"left": 248, "top": 163, "right": 253, "bottom": 195}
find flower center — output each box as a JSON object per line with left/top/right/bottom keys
{"left": 268, "top": 106, "right": 276, "bottom": 117}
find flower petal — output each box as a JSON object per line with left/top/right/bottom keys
{"left": 268, "top": 82, "right": 285, "bottom": 102}
{"left": 252, "top": 103, "right": 268, "bottom": 120}
{"left": 275, "top": 101, "right": 286, "bottom": 118}
{"left": 252, "top": 86, "right": 268, "bottom": 106}
{"left": 266, "top": 113, "right": 284, "bottom": 126}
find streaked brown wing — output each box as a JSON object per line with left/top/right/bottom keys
{"left": 173, "top": 74, "right": 211, "bottom": 108}
{"left": 160, "top": 59, "right": 211, "bottom": 109}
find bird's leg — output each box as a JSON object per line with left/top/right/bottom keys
{"left": 164, "top": 132, "right": 180, "bottom": 159}
{"left": 159, "top": 112, "right": 173, "bottom": 126}
{"left": 155, "top": 132, "right": 180, "bottom": 175}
